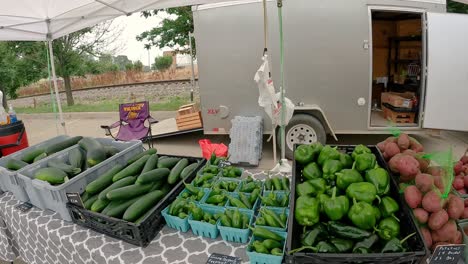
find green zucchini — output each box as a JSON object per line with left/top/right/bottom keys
{"left": 68, "top": 148, "right": 84, "bottom": 169}
{"left": 104, "top": 195, "right": 143, "bottom": 218}
{"left": 44, "top": 136, "right": 83, "bottom": 155}
{"left": 168, "top": 159, "right": 189, "bottom": 184}
{"left": 91, "top": 198, "right": 110, "bottom": 212}
{"left": 78, "top": 137, "right": 103, "bottom": 151}
{"left": 34, "top": 167, "right": 68, "bottom": 185}
{"left": 127, "top": 149, "right": 157, "bottom": 165}
{"left": 21, "top": 149, "right": 45, "bottom": 163}
{"left": 47, "top": 160, "right": 81, "bottom": 176}
{"left": 84, "top": 194, "right": 99, "bottom": 210}
{"left": 136, "top": 168, "right": 170, "bottom": 185}
{"left": 112, "top": 155, "right": 150, "bottom": 182}
{"left": 123, "top": 190, "right": 165, "bottom": 222}
{"left": 180, "top": 162, "right": 198, "bottom": 180}
{"left": 140, "top": 154, "right": 158, "bottom": 175}
{"left": 106, "top": 183, "right": 153, "bottom": 201}
{"left": 81, "top": 191, "right": 91, "bottom": 203}
{"left": 87, "top": 148, "right": 107, "bottom": 167}
{"left": 85, "top": 164, "right": 124, "bottom": 195}
{"left": 98, "top": 176, "right": 137, "bottom": 200}
{"left": 33, "top": 153, "right": 47, "bottom": 162}
{"left": 6, "top": 159, "right": 28, "bottom": 171}
{"left": 157, "top": 157, "right": 181, "bottom": 169}
{"left": 104, "top": 146, "right": 119, "bottom": 157}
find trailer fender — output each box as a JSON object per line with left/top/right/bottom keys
{"left": 294, "top": 105, "right": 338, "bottom": 141}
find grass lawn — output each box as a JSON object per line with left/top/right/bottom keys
{"left": 16, "top": 97, "right": 191, "bottom": 114}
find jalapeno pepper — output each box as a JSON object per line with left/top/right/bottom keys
{"left": 263, "top": 239, "right": 282, "bottom": 250}
{"left": 250, "top": 188, "right": 260, "bottom": 203}
{"left": 272, "top": 177, "right": 283, "bottom": 191}
{"left": 232, "top": 209, "right": 242, "bottom": 228}
{"left": 252, "top": 241, "right": 269, "bottom": 254}
{"left": 271, "top": 248, "right": 283, "bottom": 256}
{"left": 250, "top": 226, "right": 284, "bottom": 241}
{"left": 227, "top": 195, "right": 248, "bottom": 209}
{"left": 239, "top": 193, "right": 252, "bottom": 209}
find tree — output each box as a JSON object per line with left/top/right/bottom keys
{"left": 114, "top": 55, "right": 132, "bottom": 71}
{"left": 447, "top": 0, "right": 468, "bottom": 13}
{"left": 153, "top": 56, "right": 173, "bottom": 71}
{"left": 125, "top": 63, "right": 134, "bottom": 71}
{"left": 134, "top": 61, "right": 144, "bottom": 72}
{"left": 137, "top": 7, "right": 195, "bottom": 55}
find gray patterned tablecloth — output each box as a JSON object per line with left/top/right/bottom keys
{"left": 0, "top": 171, "right": 286, "bottom": 264}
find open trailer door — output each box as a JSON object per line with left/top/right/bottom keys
{"left": 423, "top": 12, "right": 468, "bottom": 132}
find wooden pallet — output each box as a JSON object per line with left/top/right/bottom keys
{"left": 176, "top": 111, "right": 203, "bottom": 130}
{"left": 383, "top": 105, "right": 416, "bottom": 124}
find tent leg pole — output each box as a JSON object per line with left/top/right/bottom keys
{"left": 48, "top": 40, "right": 67, "bottom": 135}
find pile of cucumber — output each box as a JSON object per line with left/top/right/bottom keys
{"left": 5, "top": 136, "right": 84, "bottom": 171}
{"left": 33, "top": 137, "right": 120, "bottom": 185}
{"left": 81, "top": 149, "right": 201, "bottom": 223}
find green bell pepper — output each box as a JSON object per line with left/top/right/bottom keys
{"left": 352, "top": 234, "right": 379, "bottom": 253}
{"left": 353, "top": 153, "right": 377, "bottom": 173}
{"left": 323, "top": 187, "right": 349, "bottom": 221}
{"left": 351, "top": 144, "right": 371, "bottom": 159}
{"left": 308, "top": 178, "right": 326, "bottom": 194}
{"left": 303, "top": 162, "right": 322, "bottom": 180}
{"left": 317, "top": 146, "right": 341, "bottom": 166}
{"left": 339, "top": 153, "right": 354, "bottom": 169}
{"left": 381, "top": 233, "right": 415, "bottom": 253}
{"left": 336, "top": 169, "right": 363, "bottom": 190}
{"left": 294, "top": 145, "right": 315, "bottom": 164}
{"left": 295, "top": 196, "right": 320, "bottom": 226}
{"left": 322, "top": 160, "right": 343, "bottom": 181}
{"left": 301, "top": 223, "right": 328, "bottom": 247}
{"left": 317, "top": 193, "right": 329, "bottom": 213}
{"left": 327, "top": 221, "right": 372, "bottom": 240}
{"left": 329, "top": 237, "right": 354, "bottom": 253}
{"left": 376, "top": 217, "right": 400, "bottom": 241}
{"left": 296, "top": 181, "right": 315, "bottom": 197}
{"left": 348, "top": 198, "right": 377, "bottom": 230}
{"left": 373, "top": 206, "right": 381, "bottom": 221}
{"left": 346, "top": 182, "right": 379, "bottom": 204}
{"left": 365, "top": 168, "right": 390, "bottom": 196}
{"left": 379, "top": 196, "right": 400, "bottom": 219}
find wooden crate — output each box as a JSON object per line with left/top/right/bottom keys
{"left": 177, "top": 103, "right": 199, "bottom": 117}
{"left": 383, "top": 105, "right": 415, "bottom": 124}
{"left": 176, "top": 111, "right": 203, "bottom": 130}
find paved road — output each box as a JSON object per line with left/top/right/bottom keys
{"left": 19, "top": 112, "right": 468, "bottom": 170}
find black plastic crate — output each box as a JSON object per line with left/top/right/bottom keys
{"left": 286, "top": 145, "right": 428, "bottom": 264}
{"left": 67, "top": 154, "right": 205, "bottom": 247}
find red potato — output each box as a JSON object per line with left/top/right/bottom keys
{"left": 384, "top": 142, "right": 400, "bottom": 159}
{"left": 450, "top": 231, "right": 463, "bottom": 244}
{"left": 465, "top": 199, "right": 468, "bottom": 207}
{"left": 415, "top": 173, "right": 434, "bottom": 193}
{"left": 447, "top": 195, "right": 464, "bottom": 220}
{"left": 420, "top": 227, "right": 433, "bottom": 248}
{"left": 464, "top": 165, "right": 468, "bottom": 175}
{"left": 384, "top": 136, "right": 398, "bottom": 144}
{"left": 461, "top": 155, "right": 468, "bottom": 165}
{"left": 458, "top": 188, "right": 467, "bottom": 195}
{"left": 464, "top": 176, "right": 468, "bottom": 187}
{"left": 433, "top": 176, "right": 444, "bottom": 191}
{"left": 402, "top": 149, "right": 416, "bottom": 155}
{"left": 452, "top": 176, "right": 464, "bottom": 190}
{"left": 377, "top": 141, "right": 387, "bottom": 153}
{"left": 414, "top": 156, "right": 430, "bottom": 173}
{"left": 463, "top": 207, "right": 468, "bottom": 219}
{"left": 454, "top": 161, "right": 464, "bottom": 175}
{"left": 413, "top": 208, "right": 429, "bottom": 224}
{"left": 428, "top": 210, "right": 449, "bottom": 231}
{"left": 422, "top": 191, "right": 444, "bottom": 213}
{"left": 432, "top": 220, "right": 457, "bottom": 242}
{"left": 405, "top": 185, "right": 422, "bottom": 209}
{"left": 388, "top": 154, "right": 405, "bottom": 173}
{"left": 427, "top": 166, "right": 445, "bottom": 177}
{"left": 409, "top": 136, "right": 424, "bottom": 152}
{"left": 398, "top": 134, "right": 410, "bottom": 150}
{"left": 398, "top": 155, "right": 420, "bottom": 180}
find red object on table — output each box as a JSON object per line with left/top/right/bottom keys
{"left": 199, "top": 139, "right": 228, "bottom": 160}
{"left": 0, "top": 121, "right": 29, "bottom": 157}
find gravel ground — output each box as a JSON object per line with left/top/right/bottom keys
{"left": 11, "top": 82, "right": 200, "bottom": 108}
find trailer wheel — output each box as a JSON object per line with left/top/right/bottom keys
{"left": 277, "top": 114, "right": 326, "bottom": 159}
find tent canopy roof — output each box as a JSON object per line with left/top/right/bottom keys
{"left": 0, "top": 0, "right": 240, "bottom": 41}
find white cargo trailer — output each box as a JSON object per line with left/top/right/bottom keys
{"left": 192, "top": 0, "right": 468, "bottom": 158}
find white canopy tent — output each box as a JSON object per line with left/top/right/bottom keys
{"left": 0, "top": 0, "right": 246, "bottom": 134}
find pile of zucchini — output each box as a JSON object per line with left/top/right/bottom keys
{"left": 81, "top": 149, "right": 200, "bottom": 223}
{"left": 5, "top": 136, "right": 84, "bottom": 171}
{"left": 33, "top": 137, "right": 120, "bottom": 185}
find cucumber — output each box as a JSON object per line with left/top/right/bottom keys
{"left": 112, "top": 155, "right": 150, "bottom": 182}
{"left": 160, "top": 183, "right": 172, "bottom": 196}
{"left": 157, "top": 157, "right": 181, "bottom": 169}
{"left": 34, "top": 167, "right": 68, "bottom": 185}
{"left": 168, "top": 158, "right": 189, "bottom": 184}
{"left": 47, "top": 160, "right": 81, "bottom": 176}
{"left": 180, "top": 163, "right": 199, "bottom": 179}
{"left": 149, "top": 180, "right": 165, "bottom": 192}
{"left": 104, "top": 146, "right": 119, "bottom": 157}
{"left": 136, "top": 168, "right": 170, "bottom": 185}
{"left": 123, "top": 190, "right": 166, "bottom": 222}
{"left": 21, "top": 149, "right": 45, "bottom": 163}
{"left": 68, "top": 148, "right": 84, "bottom": 169}
{"left": 127, "top": 149, "right": 157, "bottom": 165}
{"left": 84, "top": 194, "right": 99, "bottom": 210}
{"left": 6, "top": 159, "right": 28, "bottom": 171}
{"left": 91, "top": 198, "right": 110, "bottom": 212}
{"left": 87, "top": 148, "right": 107, "bottom": 167}
{"left": 104, "top": 195, "right": 142, "bottom": 218}
{"left": 106, "top": 183, "right": 153, "bottom": 201}
{"left": 85, "top": 164, "right": 124, "bottom": 195}
{"left": 140, "top": 154, "right": 158, "bottom": 175}
{"left": 101, "top": 203, "right": 112, "bottom": 215}
{"left": 81, "top": 191, "right": 91, "bottom": 203}
{"left": 78, "top": 137, "right": 103, "bottom": 151}
{"left": 135, "top": 185, "right": 171, "bottom": 224}
{"left": 33, "top": 153, "right": 47, "bottom": 162}
{"left": 98, "top": 176, "right": 137, "bottom": 200}
{"left": 44, "top": 136, "right": 83, "bottom": 155}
